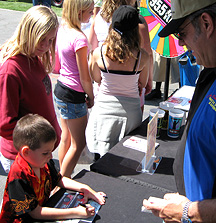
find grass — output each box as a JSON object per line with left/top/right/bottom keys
{"left": 0, "top": 0, "right": 62, "bottom": 17}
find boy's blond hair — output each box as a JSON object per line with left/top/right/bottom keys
{"left": 0, "top": 5, "right": 59, "bottom": 73}
{"left": 62, "top": 0, "right": 94, "bottom": 31}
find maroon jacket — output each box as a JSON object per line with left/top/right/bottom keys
{"left": 0, "top": 54, "right": 61, "bottom": 160}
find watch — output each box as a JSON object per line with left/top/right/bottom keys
{"left": 181, "top": 201, "right": 192, "bottom": 223}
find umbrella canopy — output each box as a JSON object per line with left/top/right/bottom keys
{"left": 140, "top": 0, "right": 188, "bottom": 58}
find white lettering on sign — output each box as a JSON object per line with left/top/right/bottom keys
{"left": 148, "top": 0, "right": 172, "bottom": 25}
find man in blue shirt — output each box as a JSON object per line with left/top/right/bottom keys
{"left": 143, "top": 0, "right": 216, "bottom": 222}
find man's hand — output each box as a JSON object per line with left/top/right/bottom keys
{"left": 143, "top": 193, "right": 190, "bottom": 222}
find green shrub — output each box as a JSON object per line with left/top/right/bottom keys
{"left": 0, "top": 0, "right": 62, "bottom": 17}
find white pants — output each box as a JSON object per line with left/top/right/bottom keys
{"left": 0, "top": 152, "right": 14, "bottom": 173}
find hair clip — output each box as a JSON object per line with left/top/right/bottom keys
{"left": 114, "top": 28, "right": 123, "bottom": 36}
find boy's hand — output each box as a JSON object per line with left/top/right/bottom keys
{"left": 75, "top": 204, "right": 95, "bottom": 218}
{"left": 81, "top": 186, "right": 106, "bottom": 205}
{"left": 93, "top": 191, "right": 106, "bottom": 205}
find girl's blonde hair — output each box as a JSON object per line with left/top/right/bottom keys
{"left": 62, "top": 0, "right": 94, "bottom": 31}
{"left": 104, "top": 26, "right": 140, "bottom": 64}
{"left": 0, "top": 5, "right": 59, "bottom": 73}
{"left": 101, "top": 0, "right": 133, "bottom": 23}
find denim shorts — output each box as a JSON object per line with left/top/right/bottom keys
{"left": 54, "top": 96, "right": 87, "bottom": 119}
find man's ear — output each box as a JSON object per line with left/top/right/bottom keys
{"left": 200, "top": 12, "right": 214, "bottom": 38}
{"left": 21, "top": 146, "right": 31, "bottom": 157}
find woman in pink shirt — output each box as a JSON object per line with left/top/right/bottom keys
{"left": 54, "top": 0, "right": 94, "bottom": 177}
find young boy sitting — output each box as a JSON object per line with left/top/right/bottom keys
{"left": 0, "top": 114, "right": 106, "bottom": 222}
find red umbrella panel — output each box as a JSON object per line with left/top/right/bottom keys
{"left": 140, "top": 0, "right": 188, "bottom": 58}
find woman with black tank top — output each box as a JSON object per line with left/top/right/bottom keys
{"left": 86, "top": 5, "right": 150, "bottom": 158}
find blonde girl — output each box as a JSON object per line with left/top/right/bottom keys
{"left": 0, "top": 5, "right": 61, "bottom": 173}
{"left": 0, "top": 5, "right": 57, "bottom": 72}
{"left": 54, "top": 0, "right": 94, "bottom": 177}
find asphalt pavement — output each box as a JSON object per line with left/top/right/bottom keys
{"left": 0, "top": 8, "right": 179, "bottom": 205}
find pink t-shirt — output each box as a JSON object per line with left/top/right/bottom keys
{"left": 56, "top": 25, "right": 88, "bottom": 93}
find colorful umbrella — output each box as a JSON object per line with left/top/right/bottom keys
{"left": 140, "top": 0, "right": 188, "bottom": 58}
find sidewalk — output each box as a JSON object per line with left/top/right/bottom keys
{"left": 0, "top": 8, "right": 179, "bottom": 203}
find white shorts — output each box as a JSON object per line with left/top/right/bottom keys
{"left": 0, "top": 152, "right": 14, "bottom": 173}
